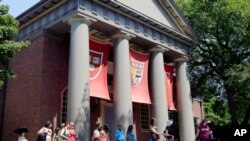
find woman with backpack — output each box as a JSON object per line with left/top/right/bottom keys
{"left": 58, "top": 121, "right": 70, "bottom": 141}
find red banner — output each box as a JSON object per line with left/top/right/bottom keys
{"left": 130, "top": 49, "right": 151, "bottom": 104}
{"left": 89, "top": 40, "right": 111, "bottom": 100}
{"left": 164, "top": 64, "right": 176, "bottom": 110}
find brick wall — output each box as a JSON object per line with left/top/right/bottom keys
{"left": 2, "top": 31, "right": 69, "bottom": 141}
{"left": 192, "top": 99, "right": 204, "bottom": 124}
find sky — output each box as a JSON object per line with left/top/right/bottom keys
{"left": 1, "top": 0, "right": 40, "bottom": 17}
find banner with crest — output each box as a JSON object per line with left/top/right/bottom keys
{"left": 130, "top": 49, "right": 151, "bottom": 104}
{"left": 164, "top": 64, "right": 176, "bottom": 110}
{"left": 89, "top": 40, "right": 111, "bottom": 100}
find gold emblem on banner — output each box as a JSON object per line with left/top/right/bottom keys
{"left": 131, "top": 60, "right": 144, "bottom": 86}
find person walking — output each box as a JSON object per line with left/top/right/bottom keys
{"left": 14, "top": 127, "right": 28, "bottom": 141}
{"left": 163, "top": 120, "right": 174, "bottom": 141}
{"left": 52, "top": 127, "right": 60, "bottom": 141}
{"left": 37, "top": 121, "right": 53, "bottom": 141}
{"left": 149, "top": 118, "right": 161, "bottom": 141}
{"left": 195, "top": 119, "right": 211, "bottom": 141}
{"left": 92, "top": 122, "right": 102, "bottom": 141}
{"left": 68, "top": 122, "right": 77, "bottom": 141}
{"left": 115, "top": 124, "right": 125, "bottom": 141}
{"left": 100, "top": 125, "right": 110, "bottom": 141}
{"left": 126, "top": 125, "right": 136, "bottom": 141}
{"left": 58, "top": 121, "right": 70, "bottom": 141}
{"left": 18, "top": 131, "right": 28, "bottom": 141}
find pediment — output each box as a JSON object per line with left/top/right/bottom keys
{"left": 112, "top": 0, "right": 198, "bottom": 41}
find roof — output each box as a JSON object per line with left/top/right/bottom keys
{"left": 162, "top": 0, "right": 199, "bottom": 42}
{"left": 16, "top": 0, "right": 62, "bottom": 25}
{"left": 16, "top": 0, "right": 199, "bottom": 44}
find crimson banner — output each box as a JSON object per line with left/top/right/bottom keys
{"left": 164, "top": 64, "right": 176, "bottom": 110}
{"left": 130, "top": 49, "right": 151, "bottom": 104}
{"left": 89, "top": 40, "right": 111, "bottom": 100}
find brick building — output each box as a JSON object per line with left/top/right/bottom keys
{"left": 0, "top": 0, "right": 203, "bottom": 141}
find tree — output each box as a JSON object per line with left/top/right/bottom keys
{"left": 175, "top": 0, "right": 250, "bottom": 125}
{"left": 0, "top": 1, "right": 29, "bottom": 88}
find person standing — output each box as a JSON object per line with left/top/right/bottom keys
{"left": 126, "top": 125, "right": 136, "bottom": 141}
{"left": 115, "top": 124, "right": 125, "bottom": 141}
{"left": 14, "top": 127, "right": 28, "bottom": 141}
{"left": 57, "top": 123, "right": 65, "bottom": 141}
{"left": 68, "top": 122, "right": 77, "bottom": 141}
{"left": 37, "top": 121, "right": 53, "bottom": 141}
{"left": 149, "top": 118, "right": 161, "bottom": 141}
{"left": 18, "top": 132, "right": 28, "bottom": 141}
{"left": 163, "top": 120, "right": 174, "bottom": 141}
{"left": 92, "top": 122, "right": 101, "bottom": 141}
{"left": 195, "top": 119, "right": 210, "bottom": 141}
{"left": 58, "top": 121, "right": 70, "bottom": 141}
{"left": 52, "top": 127, "right": 60, "bottom": 141}
{"left": 100, "top": 125, "right": 110, "bottom": 141}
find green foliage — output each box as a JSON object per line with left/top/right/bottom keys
{"left": 175, "top": 0, "right": 250, "bottom": 125}
{"left": 0, "top": 2, "right": 29, "bottom": 88}
{"left": 203, "top": 96, "right": 230, "bottom": 126}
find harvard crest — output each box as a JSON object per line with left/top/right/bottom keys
{"left": 89, "top": 50, "right": 103, "bottom": 80}
{"left": 131, "top": 59, "right": 144, "bottom": 86}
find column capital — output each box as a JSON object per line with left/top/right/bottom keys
{"left": 148, "top": 44, "right": 169, "bottom": 53}
{"left": 110, "top": 29, "right": 136, "bottom": 40}
{"left": 174, "top": 56, "right": 189, "bottom": 62}
{"left": 66, "top": 15, "right": 97, "bottom": 26}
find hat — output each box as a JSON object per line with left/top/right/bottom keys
{"left": 14, "top": 127, "right": 28, "bottom": 134}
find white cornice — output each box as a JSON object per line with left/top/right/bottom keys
{"left": 18, "top": 0, "right": 68, "bottom": 30}
{"left": 159, "top": 0, "right": 199, "bottom": 43}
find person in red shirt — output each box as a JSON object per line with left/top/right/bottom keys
{"left": 68, "top": 122, "right": 77, "bottom": 141}
{"left": 196, "top": 119, "right": 211, "bottom": 141}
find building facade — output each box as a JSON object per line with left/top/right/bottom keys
{"left": 1, "top": 0, "right": 201, "bottom": 141}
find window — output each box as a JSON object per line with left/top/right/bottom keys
{"left": 62, "top": 89, "right": 68, "bottom": 123}
{"left": 140, "top": 104, "right": 149, "bottom": 130}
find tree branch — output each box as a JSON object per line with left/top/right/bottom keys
{"left": 201, "top": 60, "right": 227, "bottom": 80}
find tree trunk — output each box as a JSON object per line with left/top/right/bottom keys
{"left": 225, "top": 88, "right": 239, "bottom": 125}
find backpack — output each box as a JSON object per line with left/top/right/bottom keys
{"left": 37, "top": 132, "right": 46, "bottom": 141}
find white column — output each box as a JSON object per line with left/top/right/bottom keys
{"left": 112, "top": 31, "right": 134, "bottom": 139}
{"left": 175, "top": 57, "right": 195, "bottom": 141}
{"left": 149, "top": 46, "right": 169, "bottom": 134}
{"left": 67, "top": 18, "right": 91, "bottom": 141}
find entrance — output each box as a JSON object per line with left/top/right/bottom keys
{"left": 100, "top": 101, "right": 115, "bottom": 140}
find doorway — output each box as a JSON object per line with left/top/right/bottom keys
{"left": 100, "top": 101, "right": 115, "bottom": 140}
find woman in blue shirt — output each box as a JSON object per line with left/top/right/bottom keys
{"left": 126, "top": 125, "right": 136, "bottom": 141}
{"left": 115, "top": 124, "right": 125, "bottom": 141}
